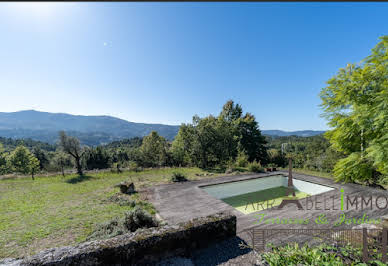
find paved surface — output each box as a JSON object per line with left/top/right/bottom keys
{"left": 148, "top": 171, "right": 388, "bottom": 265}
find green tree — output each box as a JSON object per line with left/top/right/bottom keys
{"left": 59, "top": 131, "right": 84, "bottom": 175}
{"left": 170, "top": 124, "right": 195, "bottom": 166}
{"left": 320, "top": 36, "right": 388, "bottom": 184}
{"left": 0, "top": 144, "right": 8, "bottom": 174}
{"left": 82, "top": 146, "right": 111, "bottom": 170}
{"left": 52, "top": 152, "right": 72, "bottom": 177}
{"left": 171, "top": 100, "right": 268, "bottom": 169}
{"left": 32, "top": 147, "right": 49, "bottom": 170}
{"left": 7, "top": 146, "right": 40, "bottom": 179}
{"left": 139, "top": 131, "right": 168, "bottom": 167}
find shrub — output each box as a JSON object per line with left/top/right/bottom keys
{"left": 171, "top": 172, "right": 187, "bottom": 182}
{"left": 236, "top": 151, "right": 249, "bottom": 167}
{"left": 261, "top": 243, "right": 387, "bottom": 265}
{"left": 262, "top": 243, "right": 343, "bottom": 265}
{"left": 248, "top": 160, "right": 264, "bottom": 173}
{"left": 87, "top": 207, "right": 158, "bottom": 241}
{"left": 123, "top": 206, "right": 158, "bottom": 232}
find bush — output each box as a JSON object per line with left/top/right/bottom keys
{"left": 261, "top": 242, "right": 387, "bottom": 265}
{"left": 87, "top": 207, "right": 158, "bottom": 241}
{"left": 262, "top": 243, "right": 343, "bottom": 265}
{"left": 171, "top": 172, "right": 187, "bottom": 182}
{"left": 248, "top": 160, "right": 264, "bottom": 173}
{"left": 123, "top": 206, "right": 158, "bottom": 232}
{"left": 236, "top": 151, "right": 249, "bottom": 167}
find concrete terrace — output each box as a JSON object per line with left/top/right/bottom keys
{"left": 148, "top": 171, "right": 388, "bottom": 236}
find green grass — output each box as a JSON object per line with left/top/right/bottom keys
{"left": 222, "top": 186, "right": 310, "bottom": 214}
{"left": 281, "top": 168, "right": 334, "bottom": 179}
{"left": 0, "top": 167, "right": 220, "bottom": 259}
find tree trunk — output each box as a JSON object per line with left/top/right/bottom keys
{"left": 31, "top": 171, "right": 35, "bottom": 180}
{"left": 75, "top": 157, "right": 83, "bottom": 176}
{"left": 61, "top": 165, "right": 65, "bottom": 177}
{"left": 288, "top": 157, "right": 295, "bottom": 196}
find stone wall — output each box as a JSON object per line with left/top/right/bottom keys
{"left": 4, "top": 212, "right": 236, "bottom": 266}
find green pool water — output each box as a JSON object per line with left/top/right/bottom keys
{"left": 221, "top": 186, "right": 310, "bottom": 214}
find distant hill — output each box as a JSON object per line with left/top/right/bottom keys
{"left": 262, "top": 130, "right": 325, "bottom": 137}
{"left": 0, "top": 110, "right": 180, "bottom": 146}
{"left": 0, "top": 110, "right": 325, "bottom": 146}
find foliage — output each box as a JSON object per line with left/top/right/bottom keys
{"left": 262, "top": 242, "right": 387, "bottom": 265}
{"left": 59, "top": 131, "right": 84, "bottom": 175}
{"left": 333, "top": 152, "right": 376, "bottom": 184}
{"left": 235, "top": 150, "right": 249, "bottom": 167}
{"left": 320, "top": 36, "right": 388, "bottom": 184}
{"left": 247, "top": 160, "right": 264, "bottom": 173}
{"left": 0, "top": 144, "right": 8, "bottom": 174}
{"left": 172, "top": 100, "right": 267, "bottom": 169}
{"left": 171, "top": 171, "right": 187, "bottom": 182}
{"left": 0, "top": 136, "right": 57, "bottom": 152}
{"left": 51, "top": 152, "right": 72, "bottom": 176}
{"left": 123, "top": 206, "right": 158, "bottom": 232}
{"left": 262, "top": 243, "right": 343, "bottom": 265}
{"left": 138, "top": 131, "right": 168, "bottom": 167}
{"left": 266, "top": 135, "right": 344, "bottom": 172}
{"left": 7, "top": 145, "right": 40, "bottom": 179}
{"left": 82, "top": 146, "right": 111, "bottom": 170}
{"left": 87, "top": 206, "right": 158, "bottom": 241}
{"left": 32, "top": 147, "right": 49, "bottom": 170}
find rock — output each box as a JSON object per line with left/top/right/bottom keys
{"left": 0, "top": 258, "right": 22, "bottom": 266}
{"left": 116, "top": 181, "right": 135, "bottom": 194}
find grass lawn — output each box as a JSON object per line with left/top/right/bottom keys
{"left": 0, "top": 167, "right": 220, "bottom": 259}
{"left": 222, "top": 186, "right": 310, "bottom": 214}
{"left": 281, "top": 168, "right": 334, "bottom": 179}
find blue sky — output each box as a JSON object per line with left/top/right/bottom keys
{"left": 0, "top": 3, "right": 387, "bottom": 131}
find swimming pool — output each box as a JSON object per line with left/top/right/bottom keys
{"left": 200, "top": 175, "right": 334, "bottom": 214}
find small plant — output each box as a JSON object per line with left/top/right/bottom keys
{"left": 87, "top": 207, "right": 158, "bottom": 241}
{"left": 248, "top": 160, "right": 264, "bottom": 173}
{"left": 123, "top": 206, "right": 158, "bottom": 232}
{"left": 171, "top": 172, "right": 187, "bottom": 182}
{"left": 236, "top": 151, "right": 249, "bottom": 167}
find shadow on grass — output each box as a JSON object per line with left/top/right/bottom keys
{"left": 65, "top": 175, "right": 94, "bottom": 184}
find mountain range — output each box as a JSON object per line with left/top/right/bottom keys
{"left": 0, "top": 110, "right": 325, "bottom": 145}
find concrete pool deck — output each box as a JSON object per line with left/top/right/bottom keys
{"left": 148, "top": 171, "right": 388, "bottom": 236}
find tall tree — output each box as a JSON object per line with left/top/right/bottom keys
{"left": 237, "top": 113, "right": 268, "bottom": 163}
{"left": 171, "top": 100, "right": 267, "bottom": 168}
{"left": 139, "top": 131, "right": 168, "bottom": 167}
{"left": 59, "top": 131, "right": 84, "bottom": 175}
{"left": 320, "top": 36, "right": 388, "bottom": 184}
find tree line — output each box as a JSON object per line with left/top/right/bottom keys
{"left": 0, "top": 101, "right": 272, "bottom": 178}
{"left": 0, "top": 100, "right": 354, "bottom": 179}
